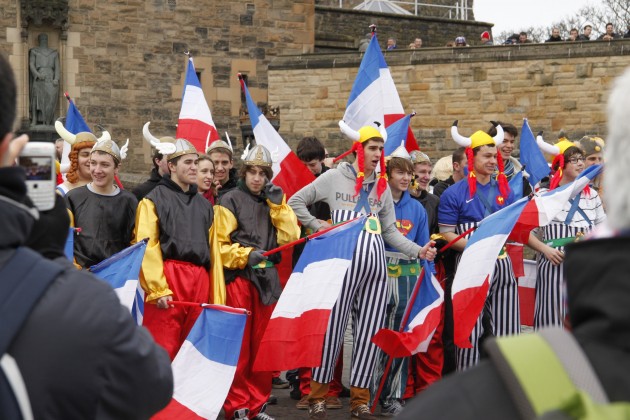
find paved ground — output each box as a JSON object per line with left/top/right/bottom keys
{"left": 265, "top": 387, "right": 361, "bottom": 419}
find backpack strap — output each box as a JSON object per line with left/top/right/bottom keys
{"left": 486, "top": 328, "right": 608, "bottom": 419}
{"left": 485, "top": 328, "right": 608, "bottom": 419}
{"left": 0, "top": 247, "right": 64, "bottom": 420}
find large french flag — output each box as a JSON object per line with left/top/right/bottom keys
{"left": 452, "top": 196, "right": 530, "bottom": 348}
{"left": 176, "top": 57, "right": 220, "bottom": 152}
{"left": 154, "top": 306, "right": 247, "bottom": 420}
{"left": 239, "top": 75, "right": 315, "bottom": 198}
{"left": 372, "top": 267, "right": 444, "bottom": 357}
{"left": 254, "top": 216, "right": 366, "bottom": 371}
{"left": 344, "top": 33, "right": 419, "bottom": 152}
{"left": 509, "top": 164, "right": 603, "bottom": 244}
{"left": 90, "top": 240, "right": 147, "bottom": 325}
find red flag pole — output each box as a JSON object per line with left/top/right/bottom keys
{"left": 261, "top": 216, "right": 363, "bottom": 257}
{"left": 168, "top": 301, "right": 250, "bottom": 315}
{"left": 370, "top": 226, "right": 476, "bottom": 413}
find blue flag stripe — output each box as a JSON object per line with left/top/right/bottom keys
{"left": 520, "top": 119, "right": 550, "bottom": 187}
{"left": 187, "top": 309, "right": 247, "bottom": 366}
{"left": 293, "top": 220, "right": 365, "bottom": 273}
{"left": 184, "top": 58, "right": 201, "bottom": 89}
{"left": 467, "top": 197, "right": 529, "bottom": 247}
{"left": 347, "top": 35, "right": 384, "bottom": 106}
{"left": 90, "top": 242, "right": 146, "bottom": 289}
{"left": 242, "top": 81, "right": 261, "bottom": 129}
{"left": 384, "top": 115, "right": 411, "bottom": 156}
{"left": 66, "top": 102, "right": 91, "bottom": 134}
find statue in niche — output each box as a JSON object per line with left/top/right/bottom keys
{"left": 29, "top": 33, "right": 60, "bottom": 126}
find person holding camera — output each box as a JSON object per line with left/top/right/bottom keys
{"left": 0, "top": 52, "right": 172, "bottom": 420}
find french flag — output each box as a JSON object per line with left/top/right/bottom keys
{"left": 239, "top": 74, "right": 315, "bottom": 198}
{"left": 452, "top": 196, "right": 530, "bottom": 348}
{"left": 154, "top": 306, "right": 247, "bottom": 420}
{"left": 344, "top": 32, "right": 419, "bottom": 152}
{"left": 372, "top": 267, "right": 444, "bottom": 357}
{"left": 509, "top": 164, "right": 603, "bottom": 244}
{"left": 384, "top": 113, "right": 414, "bottom": 157}
{"left": 90, "top": 240, "right": 147, "bottom": 325}
{"left": 453, "top": 165, "right": 603, "bottom": 346}
{"left": 254, "top": 216, "right": 366, "bottom": 371}
{"left": 519, "top": 119, "right": 551, "bottom": 189}
{"left": 176, "top": 57, "right": 220, "bottom": 152}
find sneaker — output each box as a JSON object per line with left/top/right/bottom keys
{"left": 308, "top": 400, "right": 327, "bottom": 419}
{"left": 271, "top": 377, "right": 289, "bottom": 389}
{"left": 267, "top": 395, "right": 278, "bottom": 405}
{"left": 350, "top": 404, "right": 377, "bottom": 419}
{"left": 325, "top": 395, "right": 342, "bottom": 409}
{"left": 296, "top": 395, "right": 310, "bottom": 410}
{"left": 253, "top": 411, "right": 275, "bottom": 420}
{"left": 233, "top": 408, "right": 249, "bottom": 420}
{"left": 381, "top": 399, "right": 404, "bottom": 417}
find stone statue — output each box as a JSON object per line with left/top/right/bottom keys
{"left": 29, "top": 33, "right": 60, "bottom": 126}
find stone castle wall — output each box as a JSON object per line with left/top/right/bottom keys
{"left": 268, "top": 40, "right": 630, "bottom": 160}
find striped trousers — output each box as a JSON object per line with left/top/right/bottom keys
{"left": 535, "top": 223, "right": 589, "bottom": 329}
{"left": 312, "top": 211, "right": 388, "bottom": 389}
{"left": 455, "top": 222, "right": 520, "bottom": 371}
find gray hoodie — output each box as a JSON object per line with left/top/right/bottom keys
{"left": 288, "top": 162, "right": 422, "bottom": 258}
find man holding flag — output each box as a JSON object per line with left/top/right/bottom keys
{"left": 438, "top": 121, "right": 519, "bottom": 370}
{"left": 135, "top": 125, "right": 217, "bottom": 360}
{"left": 213, "top": 144, "right": 300, "bottom": 420}
{"left": 288, "top": 123, "right": 436, "bottom": 419}
{"left": 369, "top": 144, "right": 431, "bottom": 416}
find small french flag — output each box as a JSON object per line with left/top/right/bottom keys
{"left": 154, "top": 306, "right": 247, "bottom": 420}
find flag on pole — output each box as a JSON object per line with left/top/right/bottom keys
{"left": 254, "top": 216, "right": 367, "bottom": 371}
{"left": 90, "top": 240, "right": 147, "bottom": 325}
{"left": 239, "top": 75, "right": 315, "bottom": 198}
{"left": 176, "top": 57, "right": 220, "bottom": 152}
{"left": 372, "top": 267, "right": 444, "bottom": 357}
{"left": 519, "top": 119, "right": 550, "bottom": 188}
{"left": 508, "top": 170, "right": 524, "bottom": 199}
{"left": 60, "top": 97, "right": 91, "bottom": 179}
{"left": 452, "top": 196, "right": 530, "bottom": 348}
{"left": 344, "top": 32, "right": 419, "bottom": 152}
{"left": 384, "top": 113, "right": 413, "bottom": 157}
{"left": 452, "top": 165, "right": 603, "bottom": 347}
{"left": 508, "top": 164, "right": 603, "bottom": 244}
{"left": 154, "top": 307, "right": 247, "bottom": 420}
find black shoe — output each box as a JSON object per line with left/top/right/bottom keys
{"left": 272, "top": 377, "right": 290, "bottom": 389}
{"left": 267, "top": 394, "right": 278, "bottom": 405}
{"left": 339, "top": 385, "right": 350, "bottom": 398}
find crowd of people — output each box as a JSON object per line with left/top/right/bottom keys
{"left": 1, "top": 36, "right": 628, "bottom": 419}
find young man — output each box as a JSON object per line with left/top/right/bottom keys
{"left": 135, "top": 125, "right": 215, "bottom": 360}
{"left": 293, "top": 136, "right": 346, "bottom": 410}
{"left": 528, "top": 139, "right": 606, "bottom": 329}
{"left": 409, "top": 150, "right": 439, "bottom": 234}
{"left": 288, "top": 123, "right": 436, "bottom": 419}
{"left": 545, "top": 27, "right": 563, "bottom": 42}
{"left": 207, "top": 139, "right": 237, "bottom": 196}
{"left": 598, "top": 22, "right": 620, "bottom": 41}
{"left": 438, "top": 121, "right": 519, "bottom": 370}
{"left": 214, "top": 144, "right": 300, "bottom": 420}
{"left": 568, "top": 28, "right": 579, "bottom": 41}
{"left": 65, "top": 137, "right": 137, "bottom": 268}
{"left": 370, "top": 146, "right": 432, "bottom": 416}
{"left": 578, "top": 24, "right": 592, "bottom": 41}
{"left": 432, "top": 147, "right": 467, "bottom": 198}
{"left": 487, "top": 121, "right": 531, "bottom": 197}
{"left": 0, "top": 51, "right": 172, "bottom": 420}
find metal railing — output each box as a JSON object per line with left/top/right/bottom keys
{"left": 336, "top": 0, "right": 473, "bottom": 19}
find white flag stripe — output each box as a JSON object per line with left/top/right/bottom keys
{"left": 113, "top": 280, "right": 139, "bottom": 313}
{"left": 172, "top": 341, "right": 236, "bottom": 419}
{"left": 271, "top": 258, "right": 352, "bottom": 320}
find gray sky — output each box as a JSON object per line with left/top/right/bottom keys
{"left": 474, "top": 0, "right": 593, "bottom": 36}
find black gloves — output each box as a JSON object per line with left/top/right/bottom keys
{"left": 264, "top": 183, "right": 284, "bottom": 205}
{"left": 248, "top": 250, "right": 268, "bottom": 266}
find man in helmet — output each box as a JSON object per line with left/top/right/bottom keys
{"left": 213, "top": 144, "right": 300, "bottom": 420}
{"left": 437, "top": 122, "right": 519, "bottom": 371}
{"left": 65, "top": 137, "right": 137, "bottom": 269}
{"left": 288, "top": 122, "right": 437, "bottom": 420}
{"left": 134, "top": 126, "right": 217, "bottom": 360}
{"left": 207, "top": 139, "right": 238, "bottom": 197}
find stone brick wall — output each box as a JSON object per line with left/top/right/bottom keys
{"left": 268, "top": 40, "right": 630, "bottom": 160}
{"left": 315, "top": 5, "right": 490, "bottom": 51}
{"left": 315, "top": 0, "right": 476, "bottom": 20}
